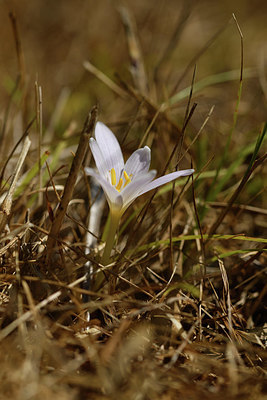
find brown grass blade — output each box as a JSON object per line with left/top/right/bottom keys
{"left": 119, "top": 6, "right": 148, "bottom": 95}
{"left": 0, "top": 136, "right": 31, "bottom": 233}
{"left": 45, "top": 106, "right": 98, "bottom": 262}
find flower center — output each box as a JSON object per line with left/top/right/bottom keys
{"left": 110, "top": 168, "right": 131, "bottom": 192}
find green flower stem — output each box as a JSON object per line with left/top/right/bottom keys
{"left": 101, "top": 210, "right": 121, "bottom": 266}
{"left": 93, "top": 211, "right": 121, "bottom": 292}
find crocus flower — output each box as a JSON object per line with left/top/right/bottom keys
{"left": 86, "top": 121, "right": 194, "bottom": 269}
{"left": 85, "top": 122, "right": 194, "bottom": 218}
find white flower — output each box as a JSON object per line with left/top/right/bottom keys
{"left": 85, "top": 122, "right": 194, "bottom": 216}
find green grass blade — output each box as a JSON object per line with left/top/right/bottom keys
{"left": 206, "top": 136, "right": 266, "bottom": 202}
{"left": 135, "top": 234, "right": 267, "bottom": 253}
{"left": 209, "top": 248, "right": 266, "bottom": 262}
{"left": 244, "top": 123, "right": 267, "bottom": 178}
{"left": 163, "top": 282, "right": 200, "bottom": 298}
{"left": 165, "top": 68, "right": 254, "bottom": 106}
{"left": 205, "top": 79, "right": 243, "bottom": 202}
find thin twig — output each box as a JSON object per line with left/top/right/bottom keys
{"left": 154, "top": 1, "right": 191, "bottom": 85}
{"left": 170, "top": 19, "right": 230, "bottom": 96}
{"left": 35, "top": 81, "right": 43, "bottom": 207}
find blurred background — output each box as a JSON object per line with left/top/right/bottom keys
{"left": 1, "top": 0, "right": 266, "bottom": 121}
{"left": 0, "top": 0, "right": 266, "bottom": 211}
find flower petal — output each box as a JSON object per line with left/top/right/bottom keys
{"left": 89, "top": 138, "right": 109, "bottom": 180}
{"left": 124, "top": 146, "right": 151, "bottom": 178}
{"left": 95, "top": 122, "right": 124, "bottom": 179}
{"left": 138, "top": 169, "right": 194, "bottom": 196}
{"left": 85, "top": 167, "right": 123, "bottom": 212}
{"left": 121, "top": 170, "right": 157, "bottom": 211}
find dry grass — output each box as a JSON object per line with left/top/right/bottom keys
{"left": 0, "top": 1, "right": 266, "bottom": 399}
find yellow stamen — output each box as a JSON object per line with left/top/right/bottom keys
{"left": 123, "top": 170, "right": 131, "bottom": 188}
{"left": 123, "top": 171, "right": 130, "bottom": 180}
{"left": 116, "top": 178, "right": 123, "bottom": 192}
{"left": 110, "top": 168, "right": 116, "bottom": 186}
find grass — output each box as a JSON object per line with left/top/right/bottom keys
{"left": 0, "top": 2, "right": 266, "bottom": 399}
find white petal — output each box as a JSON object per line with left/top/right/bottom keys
{"left": 95, "top": 122, "right": 124, "bottom": 179}
{"left": 89, "top": 138, "right": 109, "bottom": 179}
{"left": 138, "top": 169, "right": 194, "bottom": 196}
{"left": 121, "top": 170, "right": 157, "bottom": 212}
{"left": 124, "top": 146, "right": 151, "bottom": 178}
{"left": 84, "top": 167, "right": 123, "bottom": 211}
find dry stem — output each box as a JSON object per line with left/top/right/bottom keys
{"left": 45, "top": 106, "right": 98, "bottom": 262}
